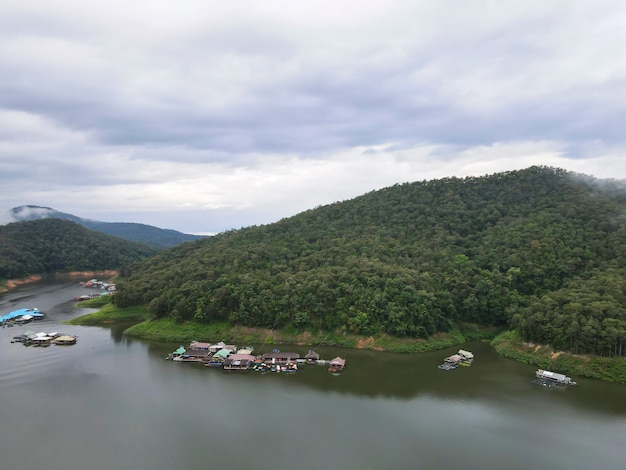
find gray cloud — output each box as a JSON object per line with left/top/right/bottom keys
{"left": 0, "top": 1, "right": 625, "bottom": 233}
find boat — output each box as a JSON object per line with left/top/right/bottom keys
{"left": 534, "top": 369, "right": 577, "bottom": 386}
{"left": 205, "top": 359, "right": 225, "bottom": 368}
{"left": 328, "top": 357, "right": 346, "bottom": 372}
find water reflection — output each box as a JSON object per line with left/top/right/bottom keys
{"left": 2, "top": 277, "right": 626, "bottom": 470}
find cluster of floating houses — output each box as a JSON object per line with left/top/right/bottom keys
{"left": 167, "top": 341, "right": 346, "bottom": 374}
{"left": 438, "top": 349, "right": 474, "bottom": 370}
{"left": 1, "top": 302, "right": 576, "bottom": 387}
{"left": 437, "top": 349, "right": 575, "bottom": 388}
{"left": 79, "top": 279, "right": 117, "bottom": 291}
{"left": 2, "top": 307, "right": 77, "bottom": 345}
{"left": 75, "top": 279, "right": 116, "bottom": 301}
{"left": 11, "top": 330, "right": 77, "bottom": 346}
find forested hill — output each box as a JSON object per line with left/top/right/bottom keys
{"left": 0, "top": 219, "right": 159, "bottom": 279}
{"left": 7, "top": 205, "right": 204, "bottom": 248}
{"left": 114, "top": 166, "right": 626, "bottom": 357}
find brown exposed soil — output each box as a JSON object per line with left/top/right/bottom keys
{"left": 3, "top": 274, "right": 43, "bottom": 291}
{"left": 1, "top": 271, "right": 118, "bottom": 293}
{"left": 66, "top": 270, "right": 119, "bottom": 278}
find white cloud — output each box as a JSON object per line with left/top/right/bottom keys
{"left": 0, "top": 1, "right": 625, "bottom": 233}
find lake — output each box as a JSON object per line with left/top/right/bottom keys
{"left": 1, "top": 276, "right": 625, "bottom": 470}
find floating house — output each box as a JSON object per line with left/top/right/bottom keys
{"left": 54, "top": 335, "right": 78, "bottom": 345}
{"left": 223, "top": 354, "right": 257, "bottom": 370}
{"left": 458, "top": 349, "right": 474, "bottom": 361}
{"left": 173, "top": 349, "right": 211, "bottom": 362}
{"left": 208, "top": 341, "right": 237, "bottom": 354}
{"left": 535, "top": 369, "right": 577, "bottom": 386}
{"left": 305, "top": 350, "right": 320, "bottom": 363}
{"left": 1, "top": 308, "right": 45, "bottom": 324}
{"left": 261, "top": 350, "right": 300, "bottom": 365}
{"left": 444, "top": 349, "right": 474, "bottom": 365}
{"left": 328, "top": 357, "right": 346, "bottom": 372}
{"left": 444, "top": 354, "right": 464, "bottom": 365}
{"left": 439, "top": 349, "right": 474, "bottom": 370}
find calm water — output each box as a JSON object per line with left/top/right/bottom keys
{"left": 1, "top": 277, "right": 625, "bottom": 470}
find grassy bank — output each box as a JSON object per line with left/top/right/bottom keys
{"left": 492, "top": 330, "right": 626, "bottom": 384}
{"left": 123, "top": 318, "right": 488, "bottom": 352}
{"left": 66, "top": 302, "right": 150, "bottom": 325}
{"left": 65, "top": 301, "right": 626, "bottom": 383}
{"left": 67, "top": 301, "right": 497, "bottom": 352}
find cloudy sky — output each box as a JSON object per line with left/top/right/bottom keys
{"left": 1, "top": 1, "right": 625, "bottom": 234}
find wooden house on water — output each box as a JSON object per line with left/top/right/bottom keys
{"left": 305, "top": 350, "right": 320, "bottom": 363}
{"left": 328, "top": 357, "right": 346, "bottom": 372}
{"left": 223, "top": 354, "right": 257, "bottom": 370}
{"left": 173, "top": 349, "right": 211, "bottom": 362}
{"left": 261, "top": 350, "right": 300, "bottom": 365}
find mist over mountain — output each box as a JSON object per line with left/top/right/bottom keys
{"left": 2, "top": 205, "right": 204, "bottom": 248}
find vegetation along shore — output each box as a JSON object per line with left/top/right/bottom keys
{"left": 4, "top": 167, "right": 626, "bottom": 383}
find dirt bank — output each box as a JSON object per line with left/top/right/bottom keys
{"left": 1, "top": 271, "right": 118, "bottom": 293}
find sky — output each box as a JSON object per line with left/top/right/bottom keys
{"left": 1, "top": 1, "right": 625, "bottom": 235}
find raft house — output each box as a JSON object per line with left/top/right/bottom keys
{"left": 438, "top": 349, "right": 474, "bottom": 370}
{"left": 167, "top": 342, "right": 342, "bottom": 374}
{"left": 532, "top": 369, "right": 577, "bottom": 387}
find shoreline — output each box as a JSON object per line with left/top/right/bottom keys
{"left": 2, "top": 274, "right": 43, "bottom": 291}
{"left": 68, "top": 302, "right": 498, "bottom": 353}
{"left": 67, "top": 302, "right": 626, "bottom": 384}
{"left": 1, "top": 271, "right": 119, "bottom": 293}
{"left": 491, "top": 330, "right": 626, "bottom": 384}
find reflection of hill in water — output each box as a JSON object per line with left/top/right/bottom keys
{"left": 145, "top": 340, "right": 626, "bottom": 416}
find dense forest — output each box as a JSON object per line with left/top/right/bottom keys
{"left": 0, "top": 219, "right": 159, "bottom": 279}
{"left": 112, "top": 167, "right": 626, "bottom": 357}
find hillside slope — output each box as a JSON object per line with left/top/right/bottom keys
{"left": 5, "top": 205, "right": 204, "bottom": 248}
{"left": 0, "top": 219, "right": 159, "bottom": 279}
{"left": 113, "top": 167, "right": 626, "bottom": 357}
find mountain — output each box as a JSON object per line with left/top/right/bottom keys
{"left": 0, "top": 218, "right": 159, "bottom": 280}
{"left": 113, "top": 166, "right": 626, "bottom": 357}
{"left": 4, "top": 205, "right": 204, "bottom": 248}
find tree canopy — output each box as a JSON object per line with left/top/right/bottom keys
{"left": 0, "top": 219, "right": 159, "bottom": 279}
{"left": 112, "top": 166, "right": 626, "bottom": 357}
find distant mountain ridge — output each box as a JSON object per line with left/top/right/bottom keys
{"left": 0, "top": 218, "right": 159, "bottom": 280}
{"left": 5, "top": 205, "right": 204, "bottom": 248}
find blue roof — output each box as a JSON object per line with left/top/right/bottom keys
{"left": 0, "top": 308, "right": 43, "bottom": 323}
